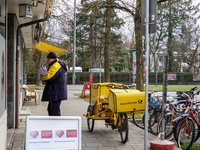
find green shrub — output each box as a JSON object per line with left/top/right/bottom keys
{"left": 26, "top": 72, "right": 200, "bottom": 85}
{"left": 181, "top": 142, "right": 198, "bottom": 150}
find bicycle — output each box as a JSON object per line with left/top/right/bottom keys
{"left": 132, "top": 90, "right": 161, "bottom": 130}
{"left": 173, "top": 91, "right": 200, "bottom": 142}
{"left": 157, "top": 98, "right": 190, "bottom": 140}
{"left": 153, "top": 89, "right": 198, "bottom": 137}
{"left": 175, "top": 98, "right": 200, "bottom": 150}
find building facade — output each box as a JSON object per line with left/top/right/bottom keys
{"left": 0, "top": 1, "right": 54, "bottom": 149}
{"left": 0, "top": 1, "right": 6, "bottom": 149}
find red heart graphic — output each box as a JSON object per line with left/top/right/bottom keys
{"left": 56, "top": 130, "right": 64, "bottom": 138}
{"left": 30, "top": 131, "right": 39, "bottom": 138}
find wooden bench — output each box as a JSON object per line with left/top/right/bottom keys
{"left": 23, "top": 85, "right": 37, "bottom": 105}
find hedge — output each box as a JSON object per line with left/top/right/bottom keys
{"left": 26, "top": 72, "right": 200, "bottom": 85}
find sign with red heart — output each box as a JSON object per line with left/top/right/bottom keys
{"left": 30, "top": 131, "right": 39, "bottom": 139}
{"left": 25, "top": 116, "right": 81, "bottom": 150}
{"left": 56, "top": 130, "right": 64, "bottom": 138}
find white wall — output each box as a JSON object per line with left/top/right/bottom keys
{"left": 0, "top": 111, "right": 7, "bottom": 150}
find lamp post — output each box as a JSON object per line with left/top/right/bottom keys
{"left": 72, "top": 0, "right": 76, "bottom": 85}
{"left": 144, "top": 0, "right": 149, "bottom": 148}
{"left": 117, "top": 62, "right": 120, "bottom": 72}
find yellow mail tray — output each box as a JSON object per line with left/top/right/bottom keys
{"left": 108, "top": 89, "right": 145, "bottom": 113}
{"left": 90, "top": 82, "right": 123, "bottom": 105}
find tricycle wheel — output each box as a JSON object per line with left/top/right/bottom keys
{"left": 87, "top": 105, "right": 95, "bottom": 132}
{"left": 119, "top": 113, "right": 129, "bottom": 144}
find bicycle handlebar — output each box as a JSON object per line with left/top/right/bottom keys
{"left": 106, "top": 85, "right": 119, "bottom": 88}
{"left": 124, "top": 85, "right": 135, "bottom": 88}
{"left": 176, "top": 89, "right": 199, "bottom": 100}
{"left": 181, "top": 93, "right": 190, "bottom": 99}
{"left": 195, "top": 90, "right": 200, "bottom": 95}
{"left": 106, "top": 85, "right": 135, "bottom": 89}
{"left": 191, "top": 86, "right": 197, "bottom": 91}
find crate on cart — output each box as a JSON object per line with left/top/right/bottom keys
{"left": 90, "top": 82, "right": 123, "bottom": 104}
{"left": 89, "top": 82, "right": 123, "bottom": 116}
{"left": 108, "top": 89, "right": 145, "bottom": 113}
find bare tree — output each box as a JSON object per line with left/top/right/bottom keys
{"left": 83, "top": 0, "right": 145, "bottom": 90}
{"left": 174, "top": 23, "right": 200, "bottom": 73}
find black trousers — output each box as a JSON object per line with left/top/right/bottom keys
{"left": 47, "top": 101, "right": 61, "bottom": 116}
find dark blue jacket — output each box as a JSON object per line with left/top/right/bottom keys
{"left": 41, "top": 59, "right": 67, "bottom": 102}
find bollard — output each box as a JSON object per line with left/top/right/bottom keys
{"left": 150, "top": 140, "right": 175, "bottom": 150}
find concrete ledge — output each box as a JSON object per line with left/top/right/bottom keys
{"left": 19, "top": 108, "right": 30, "bottom": 116}
{"left": 7, "top": 128, "right": 15, "bottom": 149}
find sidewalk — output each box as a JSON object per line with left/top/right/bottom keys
{"left": 8, "top": 85, "right": 181, "bottom": 150}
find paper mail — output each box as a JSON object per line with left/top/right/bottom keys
{"left": 39, "top": 66, "right": 48, "bottom": 76}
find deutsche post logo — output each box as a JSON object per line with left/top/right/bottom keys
{"left": 138, "top": 99, "right": 143, "bottom": 104}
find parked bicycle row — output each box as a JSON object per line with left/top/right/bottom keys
{"left": 132, "top": 86, "right": 200, "bottom": 150}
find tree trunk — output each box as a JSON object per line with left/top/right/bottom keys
{"left": 94, "top": 8, "right": 97, "bottom": 68}
{"left": 167, "top": 0, "right": 173, "bottom": 72}
{"left": 99, "top": 13, "right": 106, "bottom": 61}
{"left": 34, "top": 50, "right": 43, "bottom": 86}
{"left": 154, "top": 53, "right": 156, "bottom": 72}
{"left": 89, "top": 23, "right": 95, "bottom": 68}
{"left": 104, "top": 0, "right": 112, "bottom": 82}
{"left": 134, "top": 0, "right": 143, "bottom": 91}
{"left": 82, "top": 44, "right": 85, "bottom": 70}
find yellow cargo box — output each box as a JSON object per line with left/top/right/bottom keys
{"left": 90, "top": 82, "right": 123, "bottom": 105}
{"left": 108, "top": 89, "right": 145, "bottom": 113}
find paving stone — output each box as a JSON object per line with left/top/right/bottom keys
{"left": 8, "top": 85, "right": 182, "bottom": 150}
{"left": 82, "top": 146, "right": 98, "bottom": 150}
{"left": 97, "top": 146, "right": 117, "bottom": 150}
{"left": 11, "top": 148, "right": 22, "bottom": 150}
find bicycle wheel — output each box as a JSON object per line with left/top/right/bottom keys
{"left": 132, "top": 110, "right": 153, "bottom": 129}
{"left": 132, "top": 111, "right": 145, "bottom": 129}
{"left": 193, "top": 110, "right": 200, "bottom": 142}
{"left": 87, "top": 105, "right": 95, "bottom": 132}
{"left": 119, "top": 113, "right": 129, "bottom": 144}
{"left": 149, "top": 110, "right": 162, "bottom": 135}
{"left": 177, "top": 118, "right": 195, "bottom": 150}
{"left": 194, "top": 123, "right": 200, "bottom": 142}
{"left": 174, "top": 116, "right": 200, "bottom": 143}
{"left": 157, "top": 113, "right": 174, "bottom": 140}
{"left": 173, "top": 116, "right": 187, "bottom": 142}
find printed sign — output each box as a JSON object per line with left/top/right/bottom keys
{"left": 193, "top": 75, "right": 200, "bottom": 81}
{"left": 167, "top": 74, "right": 177, "bottom": 80}
{"left": 26, "top": 5, "right": 32, "bottom": 18}
{"left": 132, "top": 51, "right": 136, "bottom": 83}
{"left": 0, "top": 20, "right": 5, "bottom": 116}
{"left": 25, "top": 116, "right": 81, "bottom": 150}
{"left": 132, "top": 51, "right": 136, "bottom": 72}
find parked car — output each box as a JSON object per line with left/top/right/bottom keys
{"left": 89, "top": 68, "right": 104, "bottom": 72}
{"left": 69, "top": 67, "right": 82, "bottom": 72}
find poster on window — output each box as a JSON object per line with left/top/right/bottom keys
{"left": 25, "top": 116, "right": 81, "bottom": 150}
{"left": 0, "top": 3, "right": 6, "bottom": 116}
{"left": 167, "top": 74, "right": 177, "bottom": 80}
{"left": 193, "top": 75, "right": 200, "bottom": 81}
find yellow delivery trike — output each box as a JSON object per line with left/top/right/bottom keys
{"left": 83, "top": 83, "right": 145, "bottom": 143}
